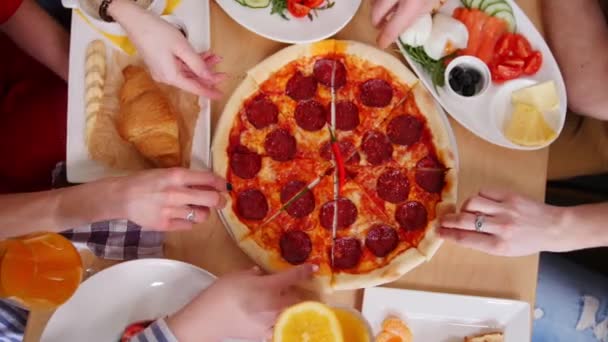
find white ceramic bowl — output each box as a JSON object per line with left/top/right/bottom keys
{"left": 62, "top": 0, "right": 166, "bottom": 35}
{"left": 444, "top": 55, "right": 491, "bottom": 100}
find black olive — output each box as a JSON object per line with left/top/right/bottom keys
{"left": 469, "top": 69, "right": 482, "bottom": 84}
{"left": 449, "top": 77, "right": 463, "bottom": 92}
{"left": 451, "top": 66, "right": 465, "bottom": 79}
{"left": 462, "top": 84, "right": 476, "bottom": 97}
{"left": 461, "top": 72, "right": 473, "bottom": 86}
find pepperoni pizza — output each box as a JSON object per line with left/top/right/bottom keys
{"left": 213, "top": 40, "right": 457, "bottom": 291}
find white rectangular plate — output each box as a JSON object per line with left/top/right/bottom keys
{"left": 362, "top": 287, "right": 530, "bottom": 342}
{"left": 66, "top": 0, "right": 211, "bottom": 183}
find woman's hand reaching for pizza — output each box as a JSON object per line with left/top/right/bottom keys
{"left": 111, "top": 168, "right": 229, "bottom": 231}
{"left": 372, "top": 0, "right": 442, "bottom": 48}
{"left": 167, "top": 264, "right": 316, "bottom": 342}
{"left": 438, "top": 189, "right": 608, "bottom": 256}
{"left": 107, "top": 0, "right": 225, "bottom": 99}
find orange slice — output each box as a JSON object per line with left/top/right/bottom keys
{"left": 274, "top": 301, "right": 344, "bottom": 342}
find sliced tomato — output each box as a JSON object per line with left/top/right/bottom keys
{"left": 287, "top": 0, "right": 311, "bottom": 17}
{"left": 495, "top": 33, "right": 515, "bottom": 57}
{"left": 491, "top": 61, "right": 523, "bottom": 82}
{"left": 502, "top": 57, "right": 525, "bottom": 68}
{"left": 303, "top": 0, "right": 324, "bottom": 8}
{"left": 523, "top": 51, "right": 543, "bottom": 75}
{"left": 514, "top": 34, "right": 533, "bottom": 59}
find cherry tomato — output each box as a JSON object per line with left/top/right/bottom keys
{"left": 513, "top": 34, "right": 533, "bottom": 59}
{"left": 495, "top": 33, "right": 516, "bottom": 57}
{"left": 523, "top": 51, "right": 543, "bottom": 75}
{"left": 287, "top": 0, "right": 311, "bottom": 17}
{"left": 121, "top": 321, "right": 153, "bottom": 342}
{"left": 303, "top": 0, "right": 324, "bottom": 8}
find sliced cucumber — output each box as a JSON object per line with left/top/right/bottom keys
{"left": 243, "top": 0, "right": 270, "bottom": 8}
{"left": 494, "top": 9, "right": 517, "bottom": 31}
{"left": 234, "top": 0, "right": 246, "bottom": 5}
{"left": 470, "top": 0, "right": 484, "bottom": 9}
{"left": 485, "top": 2, "right": 512, "bottom": 15}
{"left": 480, "top": 0, "right": 503, "bottom": 11}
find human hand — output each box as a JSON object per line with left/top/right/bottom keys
{"left": 115, "top": 168, "right": 228, "bottom": 231}
{"left": 167, "top": 264, "right": 317, "bottom": 342}
{"left": 108, "top": 0, "right": 225, "bottom": 98}
{"left": 438, "top": 189, "right": 572, "bottom": 256}
{"left": 372, "top": 0, "right": 441, "bottom": 48}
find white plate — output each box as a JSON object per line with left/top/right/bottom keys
{"left": 66, "top": 0, "right": 211, "bottom": 183}
{"left": 41, "top": 259, "right": 216, "bottom": 342}
{"left": 215, "top": 0, "right": 361, "bottom": 44}
{"left": 399, "top": 0, "right": 567, "bottom": 150}
{"left": 362, "top": 287, "right": 530, "bottom": 342}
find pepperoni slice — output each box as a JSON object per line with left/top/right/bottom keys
{"left": 319, "top": 198, "right": 358, "bottom": 230}
{"left": 416, "top": 155, "right": 444, "bottom": 169}
{"left": 362, "top": 131, "right": 393, "bottom": 165}
{"left": 286, "top": 71, "right": 317, "bottom": 101}
{"left": 236, "top": 189, "right": 268, "bottom": 221}
{"left": 280, "top": 180, "right": 315, "bottom": 218}
{"left": 395, "top": 201, "right": 428, "bottom": 231}
{"left": 319, "top": 140, "right": 358, "bottom": 164}
{"left": 295, "top": 100, "right": 326, "bottom": 132}
{"left": 264, "top": 129, "right": 296, "bottom": 162}
{"left": 387, "top": 115, "right": 423, "bottom": 146}
{"left": 365, "top": 224, "right": 399, "bottom": 257}
{"left": 377, "top": 169, "right": 409, "bottom": 203}
{"left": 327, "top": 100, "right": 360, "bottom": 131}
{"left": 229, "top": 149, "right": 262, "bottom": 179}
{"left": 360, "top": 79, "right": 393, "bottom": 107}
{"left": 332, "top": 237, "right": 362, "bottom": 269}
{"left": 280, "top": 230, "right": 312, "bottom": 265}
{"left": 313, "top": 58, "right": 346, "bottom": 88}
{"left": 246, "top": 95, "right": 278, "bottom": 129}
{"left": 415, "top": 156, "right": 445, "bottom": 193}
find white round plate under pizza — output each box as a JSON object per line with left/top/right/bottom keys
{"left": 213, "top": 40, "right": 458, "bottom": 291}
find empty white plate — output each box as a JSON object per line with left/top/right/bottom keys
{"left": 41, "top": 259, "right": 216, "bottom": 342}
{"left": 362, "top": 287, "right": 530, "bottom": 342}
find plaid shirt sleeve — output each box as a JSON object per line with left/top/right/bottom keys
{"left": 133, "top": 318, "right": 178, "bottom": 342}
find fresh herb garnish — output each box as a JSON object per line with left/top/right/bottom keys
{"left": 270, "top": 0, "right": 290, "bottom": 20}
{"left": 400, "top": 40, "right": 454, "bottom": 88}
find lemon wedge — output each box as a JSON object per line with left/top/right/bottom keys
{"left": 274, "top": 301, "right": 344, "bottom": 342}
{"left": 504, "top": 103, "right": 557, "bottom": 146}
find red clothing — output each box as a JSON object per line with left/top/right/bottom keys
{"left": 0, "top": 0, "right": 68, "bottom": 193}
{"left": 0, "top": 0, "right": 23, "bottom": 24}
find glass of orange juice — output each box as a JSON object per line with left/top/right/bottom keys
{"left": 0, "top": 232, "right": 83, "bottom": 310}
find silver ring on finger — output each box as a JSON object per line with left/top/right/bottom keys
{"left": 474, "top": 214, "right": 485, "bottom": 233}
{"left": 186, "top": 209, "right": 196, "bottom": 223}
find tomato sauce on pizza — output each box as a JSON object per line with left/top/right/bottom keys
{"left": 214, "top": 40, "right": 457, "bottom": 291}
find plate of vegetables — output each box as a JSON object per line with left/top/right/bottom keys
{"left": 216, "top": 0, "right": 361, "bottom": 44}
{"left": 398, "top": 0, "right": 567, "bottom": 150}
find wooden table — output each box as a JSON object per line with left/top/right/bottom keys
{"left": 25, "top": 0, "right": 546, "bottom": 340}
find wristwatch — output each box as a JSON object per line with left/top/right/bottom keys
{"left": 99, "top": 0, "right": 115, "bottom": 22}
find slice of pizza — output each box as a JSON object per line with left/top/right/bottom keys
{"left": 239, "top": 174, "right": 335, "bottom": 291}
{"left": 326, "top": 180, "right": 426, "bottom": 291}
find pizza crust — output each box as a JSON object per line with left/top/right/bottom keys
{"left": 332, "top": 248, "right": 426, "bottom": 291}
{"left": 412, "top": 83, "right": 457, "bottom": 171}
{"left": 343, "top": 41, "right": 419, "bottom": 87}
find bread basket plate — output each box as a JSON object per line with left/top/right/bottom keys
{"left": 65, "top": 0, "right": 211, "bottom": 183}
{"left": 362, "top": 287, "right": 530, "bottom": 341}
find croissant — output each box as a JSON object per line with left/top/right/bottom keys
{"left": 117, "top": 65, "right": 181, "bottom": 167}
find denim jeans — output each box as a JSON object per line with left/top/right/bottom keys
{"left": 533, "top": 253, "right": 608, "bottom": 342}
